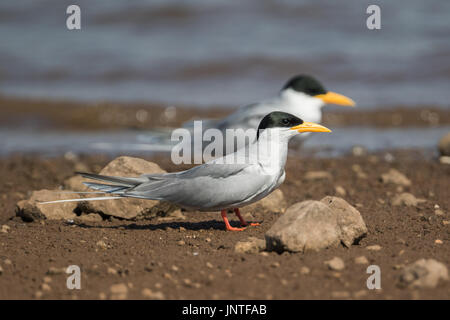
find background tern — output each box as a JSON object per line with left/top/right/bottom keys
{"left": 182, "top": 74, "right": 353, "bottom": 153}
{"left": 42, "top": 112, "right": 331, "bottom": 231}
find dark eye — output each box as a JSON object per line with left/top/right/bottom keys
{"left": 282, "top": 118, "right": 290, "bottom": 125}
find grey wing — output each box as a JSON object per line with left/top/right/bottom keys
{"left": 127, "top": 163, "right": 270, "bottom": 210}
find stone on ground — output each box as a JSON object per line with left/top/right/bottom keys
{"left": 265, "top": 196, "right": 367, "bottom": 253}
{"left": 398, "top": 259, "right": 448, "bottom": 289}
{"left": 16, "top": 190, "right": 79, "bottom": 221}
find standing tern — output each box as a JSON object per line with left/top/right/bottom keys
{"left": 42, "top": 112, "right": 331, "bottom": 231}
{"left": 184, "top": 74, "right": 353, "bottom": 152}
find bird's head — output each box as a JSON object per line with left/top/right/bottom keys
{"left": 256, "top": 111, "right": 331, "bottom": 140}
{"left": 281, "top": 74, "right": 355, "bottom": 109}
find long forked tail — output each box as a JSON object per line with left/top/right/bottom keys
{"left": 39, "top": 172, "right": 146, "bottom": 204}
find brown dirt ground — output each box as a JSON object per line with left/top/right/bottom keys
{"left": 0, "top": 151, "right": 449, "bottom": 300}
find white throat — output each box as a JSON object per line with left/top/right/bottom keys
{"left": 251, "top": 128, "right": 295, "bottom": 171}
{"left": 279, "top": 88, "right": 324, "bottom": 123}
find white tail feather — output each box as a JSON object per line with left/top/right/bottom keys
{"left": 53, "top": 191, "right": 107, "bottom": 194}
{"left": 39, "top": 196, "right": 123, "bottom": 204}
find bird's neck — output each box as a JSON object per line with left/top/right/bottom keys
{"left": 253, "top": 130, "right": 291, "bottom": 171}
{"left": 279, "top": 89, "right": 324, "bottom": 123}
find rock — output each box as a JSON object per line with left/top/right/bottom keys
{"left": 1, "top": 225, "right": 10, "bottom": 233}
{"left": 392, "top": 193, "right": 426, "bottom": 207}
{"left": 438, "top": 132, "right": 450, "bottom": 156}
{"left": 77, "top": 156, "right": 178, "bottom": 220}
{"left": 380, "top": 169, "right": 411, "bottom": 186}
{"left": 110, "top": 283, "right": 128, "bottom": 300}
{"left": 16, "top": 190, "right": 78, "bottom": 221}
{"left": 242, "top": 189, "right": 286, "bottom": 214}
{"left": 96, "top": 240, "right": 108, "bottom": 249}
{"left": 334, "top": 186, "right": 346, "bottom": 197}
{"left": 63, "top": 176, "right": 87, "bottom": 192}
{"left": 266, "top": 201, "right": 339, "bottom": 253}
{"left": 320, "top": 196, "right": 368, "bottom": 247}
{"left": 141, "top": 288, "right": 165, "bottom": 300}
{"left": 325, "top": 257, "right": 345, "bottom": 271}
{"left": 398, "top": 259, "right": 448, "bottom": 289}
{"left": 354, "top": 256, "right": 369, "bottom": 265}
{"left": 300, "top": 266, "right": 310, "bottom": 275}
{"left": 0, "top": 265, "right": 3, "bottom": 275}
{"left": 234, "top": 237, "right": 266, "bottom": 254}
{"left": 47, "top": 267, "right": 66, "bottom": 275}
{"left": 265, "top": 196, "right": 367, "bottom": 253}
{"left": 41, "top": 283, "right": 51, "bottom": 292}
{"left": 304, "top": 171, "right": 332, "bottom": 181}
{"left": 439, "top": 156, "right": 450, "bottom": 165}
{"left": 107, "top": 267, "right": 118, "bottom": 275}
{"left": 78, "top": 213, "right": 103, "bottom": 223}
{"left": 366, "top": 245, "right": 382, "bottom": 251}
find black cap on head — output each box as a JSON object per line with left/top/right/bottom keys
{"left": 282, "top": 74, "right": 327, "bottom": 96}
{"left": 257, "top": 111, "right": 303, "bottom": 139}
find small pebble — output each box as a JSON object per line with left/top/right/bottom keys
{"left": 43, "top": 276, "right": 52, "bottom": 283}
{"left": 300, "top": 266, "right": 310, "bottom": 275}
{"left": 325, "top": 257, "right": 345, "bottom": 271}
{"left": 41, "top": 283, "right": 51, "bottom": 292}
{"left": 435, "top": 239, "right": 443, "bottom": 244}
{"left": 109, "top": 283, "right": 128, "bottom": 300}
{"left": 96, "top": 240, "right": 108, "bottom": 249}
{"left": 366, "top": 245, "right": 382, "bottom": 251}
{"left": 142, "top": 288, "right": 165, "bottom": 300}
{"left": 271, "top": 262, "right": 280, "bottom": 268}
{"left": 354, "top": 256, "right": 369, "bottom": 265}
{"left": 107, "top": 267, "right": 117, "bottom": 275}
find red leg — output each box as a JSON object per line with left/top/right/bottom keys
{"left": 221, "top": 210, "right": 246, "bottom": 231}
{"left": 233, "top": 208, "right": 260, "bottom": 227}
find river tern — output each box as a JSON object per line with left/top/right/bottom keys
{"left": 184, "top": 74, "right": 353, "bottom": 152}
{"left": 42, "top": 112, "right": 331, "bottom": 231}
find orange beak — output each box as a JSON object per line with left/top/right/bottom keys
{"left": 290, "top": 122, "right": 332, "bottom": 133}
{"left": 314, "top": 91, "right": 355, "bottom": 106}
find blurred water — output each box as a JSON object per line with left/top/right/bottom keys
{"left": 1, "top": 126, "right": 448, "bottom": 157}
{"left": 0, "top": 0, "right": 449, "bottom": 108}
